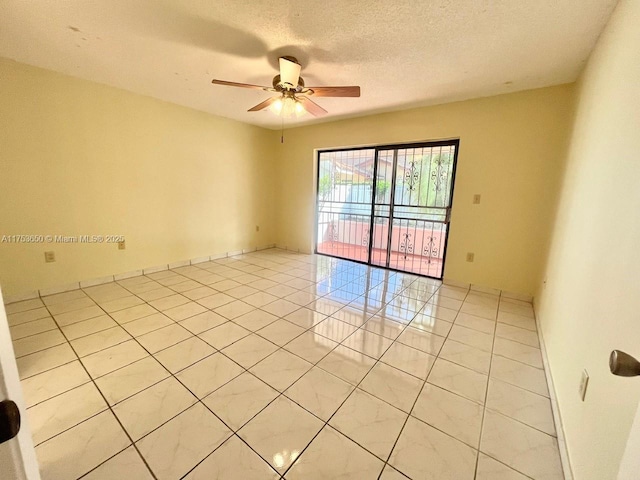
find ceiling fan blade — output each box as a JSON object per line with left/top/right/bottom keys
{"left": 305, "top": 86, "right": 361, "bottom": 97}
{"left": 212, "top": 79, "right": 271, "bottom": 91}
{"left": 248, "top": 96, "right": 279, "bottom": 112}
{"left": 279, "top": 57, "right": 301, "bottom": 88}
{"left": 297, "top": 97, "right": 327, "bottom": 117}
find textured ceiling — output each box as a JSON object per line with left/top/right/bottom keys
{"left": 0, "top": 0, "right": 617, "bottom": 129}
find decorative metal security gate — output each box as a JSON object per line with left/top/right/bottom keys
{"left": 315, "top": 140, "right": 458, "bottom": 279}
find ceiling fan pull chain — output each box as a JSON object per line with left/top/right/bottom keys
{"left": 281, "top": 116, "right": 285, "bottom": 143}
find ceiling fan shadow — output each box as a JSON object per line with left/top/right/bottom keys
{"left": 132, "top": 2, "right": 268, "bottom": 58}
{"left": 267, "top": 40, "right": 392, "bottom": 76}
{"left": 267, "top": 46, "right": 312, "bottom": 70}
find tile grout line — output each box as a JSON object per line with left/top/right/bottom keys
{"left": 24, "top": 262, "right": 449, "bottom": 478}
{"left": 20, "top": 258, "right": 342, "bottom": 436}
{"left": 379, "top": 289, "right": 544, "bottom": 477}
{"left": 170, "top": 260, "right": 399, "bottom": 477}
{"left": 473, "top": 294, "right": 546, "bottom": 480}
{"left": 25, "top": 280, "right": 476, "bottom": 450}
{"left": 472, "top": 289, "right": 500, "bottom": 479}
{"left": 75, "top": 283, "right": 285, "bottom": 480}
{"left": 81, "top": 286, "right": 288, "bottom": 479}
{"left": 185, "top": 273, "right": 413, "bottom": 476}
{"left": 356, "top": 285, "right": 545, "bottom": 478}
{"left": 38, "top": 301, "right": 160, "bottom": 480}
{"left": 274, "top": 275, "right": 429, "bottom": 478}
{"left": 181, "top": 271, "right": 433, "bottom": 477}
{"left": 172, "top": 270, "right": 384, "bottom": 478}
{"left": 69, "top": 256, "right": 364, "bottom": 478}
{"left": 374, "top": 284, "right": 470, "bottom": 479}
{"left": 10, "top": 252, "right": 547, "bottom": 480}
{"left": 9, "top": 278, "right": 452, "bottom": 351}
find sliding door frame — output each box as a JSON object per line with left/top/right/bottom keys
{"left": 315, "top": 138, "right": 460, "bottom": 280}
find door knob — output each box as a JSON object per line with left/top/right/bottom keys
{"left": 0, "top": 400, "right": 21, "bottom": 444}
{"left": 609, "top": 350, "right": 640, "bottom": 377}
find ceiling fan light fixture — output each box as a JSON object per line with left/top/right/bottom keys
{"left": 270, "top": 95, "right": 305, "bottom": 118}
{"left": 270, "top": 97, "right": 283, "bottom": 115}
{"left": 282, "top": 96, "right": 296, "bottom": 117}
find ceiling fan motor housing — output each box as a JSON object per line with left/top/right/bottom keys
{"left": 272, "top": 75, "right": 305, "bottom": 91}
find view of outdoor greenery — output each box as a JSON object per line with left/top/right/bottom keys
{"left": 318, "top": 148, "right": 453, "bottom": 217}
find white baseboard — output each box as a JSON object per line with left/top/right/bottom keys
{"left": 443, "top": 278, "right": 470, "bottom": 289}
{"left": 79, "top": 275, "right": 114, "bottom": 288}
{"left": 114, "top": 270, "right": 143, "bottom": 281}
{"left": 534, "top": 308, "right": 574, "bottom": 480}
{"left": 502, "top": 290, "right": 534, "bottom": 303}
{"left": 3, "top": 245, "right": 284, "bottom": 303}
{"left": 2, "top": 290, "right": 40, "bottom": 304}
{"left": 190, "top": 256, "right": 210, "bottom": 265}
{"left": 442, "top": 278, "right": 533, "bottom": 302}
{"left": 39, "top": 282, "right": 81, "bottom": 297}
{"left": 168, "top": 260, "right": 190, "bottom": 269}
{"left": 470, "top": 284, "right": 501, "bottom": 295}
{"left": 142, "top": 264, "right": 169, "bottom": 275}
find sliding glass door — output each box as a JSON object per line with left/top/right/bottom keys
{"left": 316, "top": 140, "right": 458, "bottom": 279}
{"left": 316, "top": 148, "right": 375, "bottom": 263}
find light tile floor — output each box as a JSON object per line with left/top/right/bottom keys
{"left": 5, "top": 249, "right": 564, "bottom": 479}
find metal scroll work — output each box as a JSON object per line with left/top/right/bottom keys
{"left": 362, "top": 227, "right": 370, "bottom": 247}
{"left": 431, "top": 157, "right": 448, "bottom": 192}
{"left": 422, "top": 235, "right": 439, "bottom": 265}
{"left": 404, "top": 161, "right": 420, "bottom": 191}
{"left": 399, "top": 232, "right": 413, "bottom": 259}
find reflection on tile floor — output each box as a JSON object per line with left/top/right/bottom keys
{"left": 6, "top": 249, "right": 564, "bottom": 479}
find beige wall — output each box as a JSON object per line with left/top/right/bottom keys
{"left": 535, "top": 1, "right": 640, "bottom": 479}
{"left": 274, "top": 85, "right": 575, "bottom": 296}
{"left": 0, "top": 58, "right": 277, "bottom": 296}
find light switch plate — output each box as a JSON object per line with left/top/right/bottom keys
{"left": 579, "top": 369, "right": 589, "bottom": 401}
{"left": 473, "top": 194, "right": 481, "bottom": 204}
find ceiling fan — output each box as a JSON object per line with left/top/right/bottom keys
{"left": 211, "top": 56, "right": 360, "bottom": 118}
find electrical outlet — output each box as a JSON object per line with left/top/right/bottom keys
{"left": 579, "top": 369, "right": 589, "bottom": 401}
{"left": 466, "top": 252, "right": 475, "bottom": 262}
{"left": 256, "top": 225, "right": 260, "bottom": 232}
{"left": 44, "top": 251, "right": 55, "bottom": 263}
{"left": 473, "top": 194, "right": 481, "bottom": 204}
{"left": 118, "top": 241, "right": 126, "bottom": 250}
